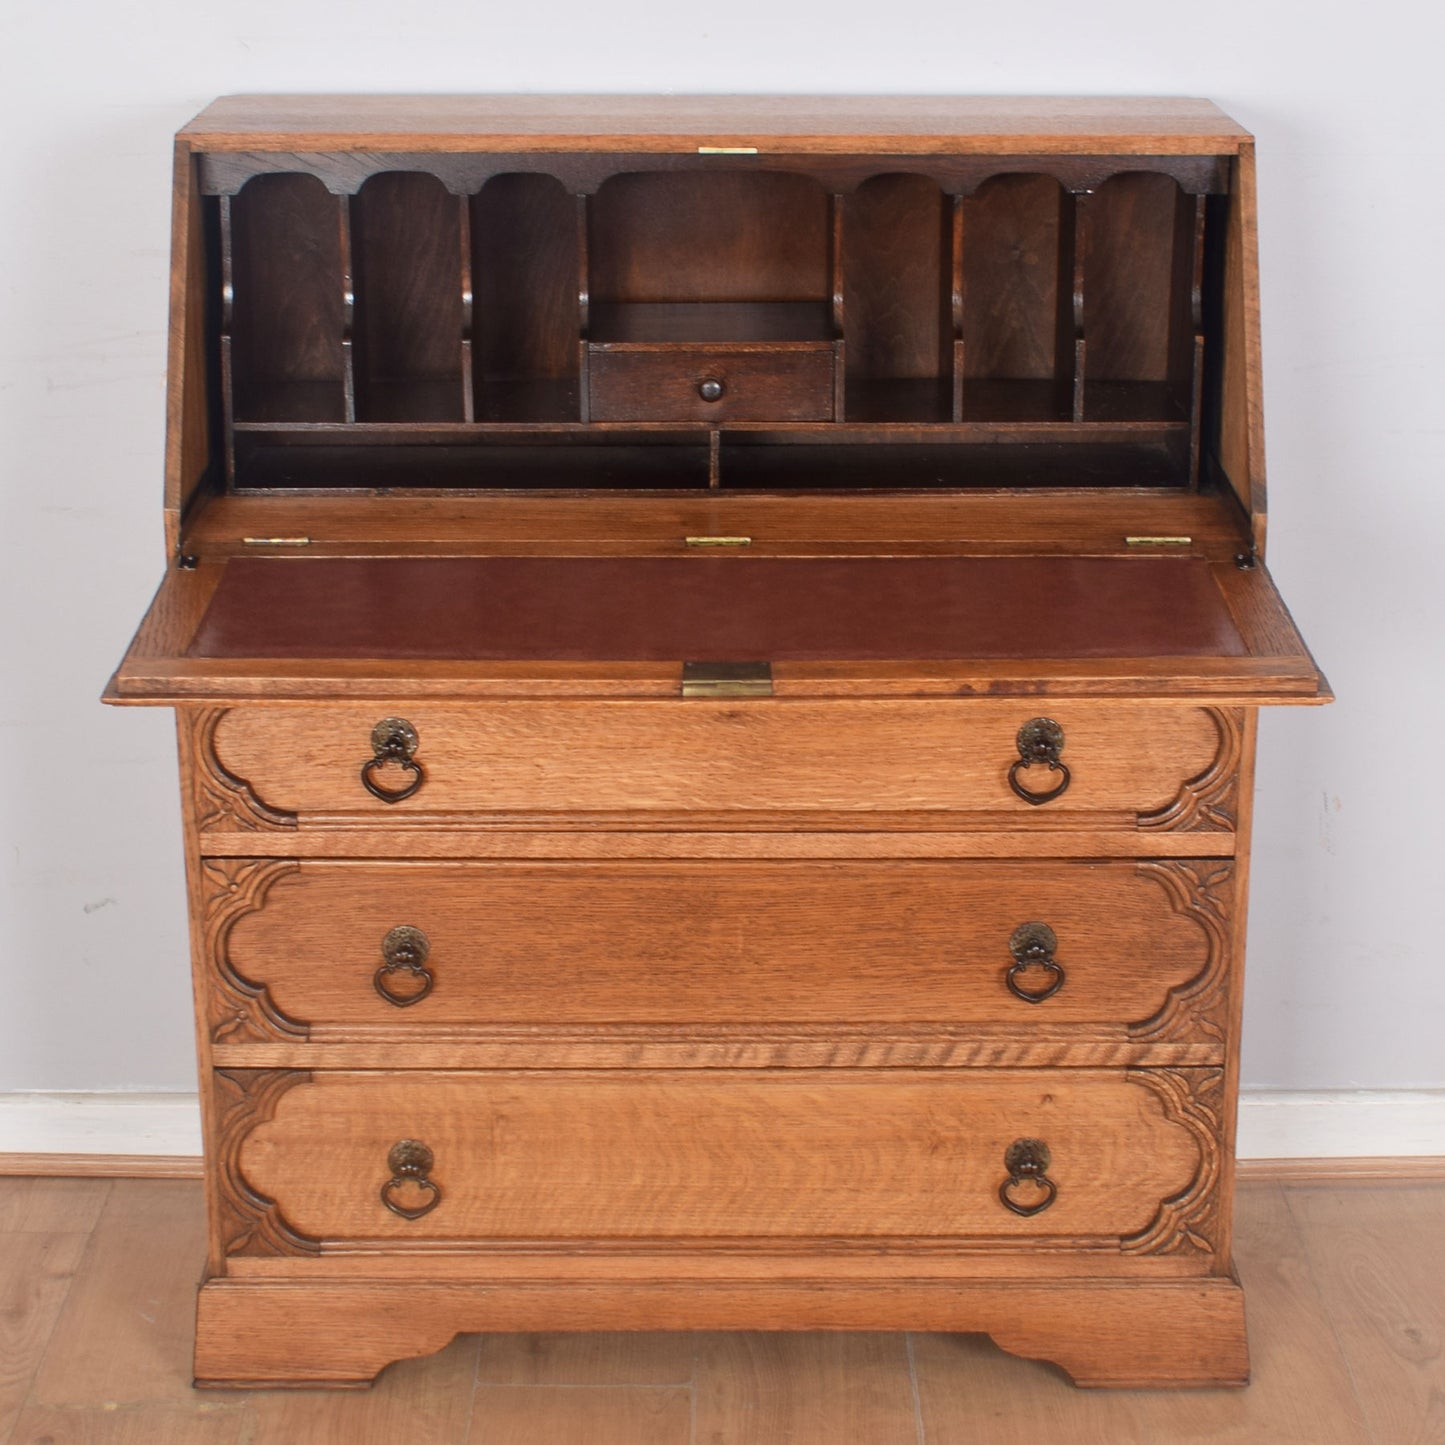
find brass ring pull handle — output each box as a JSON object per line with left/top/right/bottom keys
{"left": 999, "top": 1138, "right": 1057, "bottom": 1217}
{"left": 361, "top": 718, "right": 424, "bottom": 803}
{"left": 381, "top": 1139, "right": 441, "bottom": 1220}
{"left": 1008, "top": 718, "right": 1070, "bottom": 806}
{"left": 374, "top": 925, "right": 433, "bottom": 1008}
{"left": 1007, "top": 922, "right": 1064, "bottom": 1004}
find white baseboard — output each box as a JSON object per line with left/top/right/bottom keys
{"left": 1236, "top": 1089, "right": 1445, "bottom": 1160}
{"left": 0, "top": 1092, "right": 203, "bottom": 1158}
{"left": 0, "top": 1089, "right": 1441, "bottom": 1163}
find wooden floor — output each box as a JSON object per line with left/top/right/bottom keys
{"left": 0, "top": 1178, "right": 1439, "bottom": 1443}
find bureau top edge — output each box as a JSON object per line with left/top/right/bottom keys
{"left": 177, "top": 94, "right": 1252, "bottom": 156}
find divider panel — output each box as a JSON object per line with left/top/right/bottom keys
{"left": 228, "top": 173, "right": 347, "bottom": 423}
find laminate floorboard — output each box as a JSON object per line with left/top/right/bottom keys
{"left": 466, "top": 1386, "right": 692, "bottom": 1445}
{"left": 0, "top": 1175, "right": 1437, "bottom": 1444}
{"left": 1289, "top": 1183, "right": 1445, "bottom": 1445}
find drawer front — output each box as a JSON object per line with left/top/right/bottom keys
{"left": 230, "top": 1068, "right": 1211, "bottom": 1250}
{"left": 203, "top": 702, "right": 1229, "bottom": 826}
{"left": 216, "top": 859, "right": 1226, "bottom": 1037}
{"left": 588, "top": 345, "right": 835, "bottom": 422}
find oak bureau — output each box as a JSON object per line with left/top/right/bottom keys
{"left": 106, "top": 95, "right": 1329, "bottom": 1389}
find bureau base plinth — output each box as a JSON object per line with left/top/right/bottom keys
{"left": 193, "top": 1272, "right": 1249, "bottom": 1390}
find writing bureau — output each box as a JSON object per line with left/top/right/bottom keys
{"left": 106, "top": 95, "right": 1328, "bottom": 1389}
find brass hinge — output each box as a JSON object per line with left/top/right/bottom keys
{"left": 685, "top": 535, "right": 752, "bottom": 548}
{"left": 1125, "top": 535, "right": 1193, "bottom": 547}
{"left": 681, "top": 661, "right": 773, "bottom": 698}
{"left": 698, "top": 146, "right": 759, "bottom": 155}
{"left": 243, "top": 536, "right": 311, "bottom": 547}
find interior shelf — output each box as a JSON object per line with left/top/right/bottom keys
{"left": 214, "top": 157, "right": 1217, "bottom": 491}
{"left": 234, "top": 439, "right": 712, "bottom": 491}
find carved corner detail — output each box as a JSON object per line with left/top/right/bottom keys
{"left": 202, "top": 858, "right": 309, "bottom": 1044}
{"left": 186, "top": 708, "right": 297, "bottom": 833}
{"left": 213, "top": 1068, "right": 320, "bottom": 1258}
{"left": 1121, "top": 1067, "right": 1225, "bottom": 1257}
{"left": 1138, "top": 708, "right": 1243, "bottom": 832}
{"left": 1128, "top": 861, "right": 1235, "bottom": 1046}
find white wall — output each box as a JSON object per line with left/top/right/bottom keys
{"left": 2, "top": 0, "right": 1441, "bottom": 1098}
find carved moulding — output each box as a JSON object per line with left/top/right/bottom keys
{"left": 185, "top": 707, "right": 296, "bottom": 833}
{"left": 202, "top": 858, "right": 309, "bottom": 1045}
{"left": 1120, "top": 1067, "right": 1225, "bottom": 1257}
{"left": 1137, "top": 708, "right": 1243, "bottom": 832}
{"left": 1128, "top": 861, "right": 1234, "bottom": 1047}
{"left": 213, "top": 1068, "right": 320, "bottom": 1258}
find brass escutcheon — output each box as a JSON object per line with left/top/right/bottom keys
{"left": 1007, "top": 921, "right": 1065, "bottom": 1004}
{"left": 1008, "top": 718, "right": 1071, "bottom": 806}
{"left": 374, "top": 925, "right": 433, "bottom": 1008}
{"left": 999, "top": 1137, "right": 1058, "bottom": 1217}
{"left": 361, "top": 718, "right": 425, "bottom": 803}
{"left": 381, "top": 1139, "right": 441, "bottom": 1220}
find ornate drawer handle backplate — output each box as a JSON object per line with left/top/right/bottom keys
{"left": 999, "top": 1138, "right": 1058, "bottom": 1217}
{"left": 1008, "top": 717, "right": 1070, "bottom": 806}
{"left": 1007, "top": 922, "right": 1065, "bottom": 1003}
{"left": 381, "top": 1139, "right": 441, "bottom": 1220}
{"left": 375, "top": 925, "right": 433, "bottom": 1007}
{"left": 361, "top": 718, "right": 425, "bottom": 803}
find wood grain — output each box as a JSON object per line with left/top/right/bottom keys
{"left": 233, "top": 1068, "right": 1203, "bottom": 1247}
{"left": 29, "top": 1182, "right": 209, "bottom": 1408}
{"left": 693, "top": 1333, "right": 918, "bottom": 1445}
{"left": 7, "top": 1404, "right": 250, "bottom": 1444}
{"left": 0, "top": 1178, "right": 111, "bottom": 1231}
{"left": 178, "top": 95, "right": 1253, "bottom": 155}
{"left": 207, "top": 700, "right": 1222, "bottom": 819}
{"left": 217, "top": 858, "right": 1219, "bottom": 1035}
{"left": 193, "top": 1274, "right": 1249, "bottom": 1386}
{"left": 0, "top": 1233, "right": 91, "bottom": 1441}
{"left": 474, "top": 1331, "right": 696, "bottom": 1385}
{"left": 1289, "top": 1183, "right": 1445, "bottom": 1444}
{"left": 113, "top": 96, "right": 1325, "bottom": 1396}
{"left": 468, "top": 1385, "right": 691, "bottom": 1444}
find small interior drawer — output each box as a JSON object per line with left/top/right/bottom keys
{"left": 587, "top": 345, "right": 835, "bottom": 422}
{"left": 231, "top": 1068, "right": 1209, "bottom": 1250}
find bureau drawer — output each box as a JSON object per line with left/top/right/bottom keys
{"left": 587, "top": 345, "right": 835, "bottom": 421}
{"left": 229, "top": 1068, "right": 1211, "bottom": 1251}
{"left": 200, "top": 702, "right": 1232, "bottom": 827}
{"left": 214, "top": 859, "right": 1228, "bottom": 1040}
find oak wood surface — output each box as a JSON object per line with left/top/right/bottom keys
{"left": 205, "top": 699, "right": 1223, "bottom": 818}
{"left": 178, "top": 95, "right": 1252, "bottom": 154}
{"left": 108, "top": 96, "right": 1327, "bottom": 1398}
{"left": 234, "top": 1068, "right": 1201, "bottom": 1246}
{"left": 216, "top": 858, "right": 1220, "bottom": 1034}
{"left": 192, "top": 1275, "right": 1250, "bottom": 1387}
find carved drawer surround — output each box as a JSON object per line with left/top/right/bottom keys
{"left": 106, "top": 94, "right": 1329, "bottom": 1391}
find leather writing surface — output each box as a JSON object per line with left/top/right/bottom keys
{"left": 188, "top": 555, "right": 1248, "bottom": 661}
